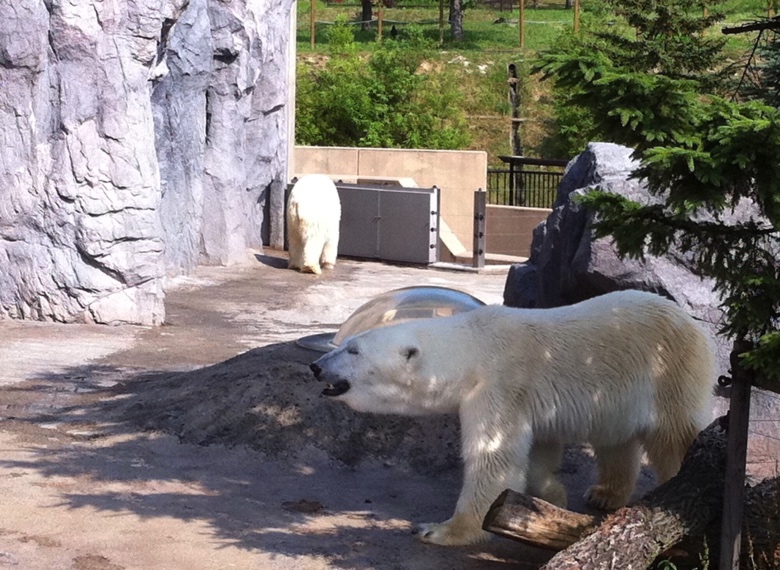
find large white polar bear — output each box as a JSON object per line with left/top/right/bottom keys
{"left": 310, "top": 290, "right": 714, "bottom": 546}
{"left": 287, "top": 174, "right": 341, "bottom": 274}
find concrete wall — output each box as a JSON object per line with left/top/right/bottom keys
{"left": 486, "top": 205, "right": 551, "bottom": 258}
{"left": 294, "top": 146, "right": 487, "bottom": 250}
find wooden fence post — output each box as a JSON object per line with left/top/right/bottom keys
{"left": 377, "top": 0, "right": 384, "bottom": 40}
{"left": 519, "top": 0, "right": 525, "bottom": 47}
{"left": 310, "top": 0, "right": 316, "bottom": 49}
{"left": 507, "top": 63, "right": 523, "bottom": 158}
{"left": 574, "top": 0, "right": 580, "bottom": 34}
{"left": 719, "top": 339, "right": 753, "bottom": 570}
{"left": 439, "top": 0, "right": 445, "bottom": 44}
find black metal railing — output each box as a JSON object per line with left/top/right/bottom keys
{"left": 487, "top": 156, "right": 569, "bottom": 208}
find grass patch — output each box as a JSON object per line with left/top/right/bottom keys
{"left": 297, "top": 0, "right": 771, "bottom": 52}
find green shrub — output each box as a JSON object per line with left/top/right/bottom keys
{"left": 295, "top": 24, "right": 470, "bottom": 149}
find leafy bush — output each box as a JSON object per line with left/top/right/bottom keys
{"left": 296, "top": 22, "right": 470, "bottom": 149}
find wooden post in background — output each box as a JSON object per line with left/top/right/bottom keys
{"left": 719, "top": 339, "right": 753, "bottom": 570}
{"left": 310, "top": 0, "right": 316, "bottom": 48}
{"left": 439, "top": 0, "right": 445, "bottom": 44}
{"left": 573, "top": 0, "right": 580, "bottom": 34}
{"left": 507, "top": 63, "right": 523, "bottom": 157}
{"left": 519, "top": 0, "right": 525, "bottom": 47}
{"left": 377, "top": 0, "right": 384, "bottom": 40}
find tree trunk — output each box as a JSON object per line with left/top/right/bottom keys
{"left": 361, "top": 0, "right": 373, "bottom": 31}
{"left": 486, "top": 484, "right": 780, "bottom": 568}
{"left": 449, "top": 0, "right": 464, "bottom": 41}
{"left": 485, "top": 418, "right": 729, "bottom": 569}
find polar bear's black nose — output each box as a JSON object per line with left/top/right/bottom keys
{"left": 310, "top": 362, "right": 322, "bottom": 379}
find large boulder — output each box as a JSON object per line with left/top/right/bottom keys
{"left": 514, "top": 143, "right": 720, "bottom": 322}
{"left": 0, "top": 0, "right": 292, "bottom": 324}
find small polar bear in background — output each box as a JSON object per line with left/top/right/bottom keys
{"left": 286, "top": 174, "right": 341, "bottom": 274}
{"left": 310, "top": 290, "right": 714, "bottom": 546}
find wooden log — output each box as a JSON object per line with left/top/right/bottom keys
{"left": 543, "top": 418, "right": 729, "bottom": 569}
{"left": 483, "top": 490, "right": 601, "bottom": 550}
{"left": 741, "top": 477, "right": 780, "bottom": 569}
{"left": 483, "top": 418, "right": 729, "bottom": 569}
{"left": 484, "top": 437, "right": 780, "bottom": 569}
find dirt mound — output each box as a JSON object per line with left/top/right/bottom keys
{"left": 105, "top": 341, "right": 462, "bottom": 475}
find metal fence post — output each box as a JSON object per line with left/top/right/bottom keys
{"left": 473, "top": 189, "right": 486, "bottom": 269}
{"left": 719, "top": 339, "right": 753, "bottom": 570}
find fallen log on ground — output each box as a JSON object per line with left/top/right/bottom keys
{"left": 485, "top": 418, "right": 729, "bottom": 568}
{"left": 485, "top": 417, "right": 780, "bottom": 568}
{"left": 483, "top": 491, "right": 601, "bottom": 550}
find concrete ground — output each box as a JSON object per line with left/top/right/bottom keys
{"left": 0, "top": 253, "right": 556, "bottom": 570}
{"left": 2, "top": 252, "right": 776, "bottom": 570}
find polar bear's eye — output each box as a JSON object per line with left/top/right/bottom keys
{"left": 346, "top": 345, "right": 359, "bottom": 355}
{"left": 402, "top": 347, "right": 419, "bottom": 361}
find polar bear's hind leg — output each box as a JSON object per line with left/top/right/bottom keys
{"left": 320, "top": 232, "right": 339, "bottom": 270}
{"left": 300, "top": 232, "right": 326, "bottom": 274}
{"left": 527, "top": 441, "right": 567, "bottom": 507}
{"left": 642, "top": 421, "right": 701, "bottom": 484}
{"left": 585, "top": 439, "right": 643, "bottom": 509}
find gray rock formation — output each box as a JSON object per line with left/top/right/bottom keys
{"left": 503, "top": 142, "right": 733, "bottom": 373}
{"left": 505, "top": 142, "right": 722, "bottom": 323}
{"left": 0, "top": 0, "right": 292, "bottom": 324}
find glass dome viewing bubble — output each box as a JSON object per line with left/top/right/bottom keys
{"left": 296, "top": 286, "right": 486, "bottom": 353}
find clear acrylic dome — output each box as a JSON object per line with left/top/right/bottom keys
{"left": 297, "top": 286, "right": 486, "bottom": 352}
{"left": 333, "top": 286, "right": 485, "bottom": 345}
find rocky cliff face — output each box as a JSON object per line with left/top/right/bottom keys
{"left": 0, "top": 0, "right": 291, "bottom": 324}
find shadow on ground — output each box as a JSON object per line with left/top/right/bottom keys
{"left": 0, "top": 341, "right": 555, "bottom": 569}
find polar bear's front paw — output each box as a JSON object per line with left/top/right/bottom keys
{"left": 584, "top": 484, "right": 630, "bottom": 510}
{"left": 301, "top": 264, "right": 322, "bottom": 275}
{"left": 414, "top": 519, "right": 491, "bottom": 546}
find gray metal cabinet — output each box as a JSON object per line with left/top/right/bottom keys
{"left": 337, "top": 184, "right": 439, "bottom": 264}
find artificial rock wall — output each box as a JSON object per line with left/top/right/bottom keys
{"left": 0, "top": 0, "right": 292, "bottom": 325}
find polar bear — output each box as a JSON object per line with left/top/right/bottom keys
{"left": 287, "top": 174, "right": 341, "bottom": 274}
{"left": 310, "top": 290, "right": 714, "bottom": 546}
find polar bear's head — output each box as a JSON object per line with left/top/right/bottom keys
{"left": 310, "top": 324, "right": 460, "bottom": 416}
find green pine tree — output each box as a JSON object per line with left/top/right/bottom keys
{"left": 743, "top": 30, "right": 780, "bottom": 107}
{"left": 534, "top": 1, "right": 780, "bottom": 391}
{"left": 535, "top": 0, "right": 732, "bottom": 157}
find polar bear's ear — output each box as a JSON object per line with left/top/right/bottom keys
{"left": 402, "top": 346, "right": 419, "bottom": 362}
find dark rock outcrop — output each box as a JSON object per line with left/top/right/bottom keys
{"left": 511, "top": 143, "right": 719, "bottom": 322}
{"left": 504, "top": 142, "right": 725, "bottom": 360}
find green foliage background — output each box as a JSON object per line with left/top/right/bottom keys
{"left": 296, "top": 21, "right": 470, "bottom": 150}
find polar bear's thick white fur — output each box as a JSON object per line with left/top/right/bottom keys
{"left": 311, "top": 290, "right": 714, "bottom": 546}
{"left": 287, "top": 174, "right": 341, "bottom": 274}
